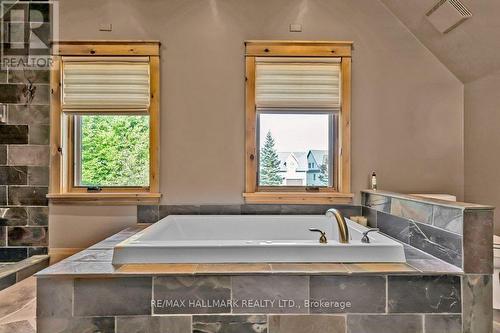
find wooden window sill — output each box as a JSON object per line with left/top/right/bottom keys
{"left": 243, "top": 192, "right": 354, "bottom": 204}
{"left": 47, "top": 192, "right": 161, "bottom": 205}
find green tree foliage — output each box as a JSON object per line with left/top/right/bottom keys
{"left": 259, "top": 130, "right": 283, "bottom": 185}
{"left": 80, "top": 115, "right": 149, "bottom": 187}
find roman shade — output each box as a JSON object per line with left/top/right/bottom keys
{"left": 62, "top": 58, "right": 150, "bottom": 109}
{"left": 255, "top": 57, "right": 341, "bottom": 109}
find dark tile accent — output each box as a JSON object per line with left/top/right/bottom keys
{"left": 159, "top": 205, "right": 200, "bottom": 218}
{"left": 432, "top": 206, "right": 463, "bottom": 234}
{"left": 137, "top": 205, "right": 159, "bottom": 223}
{"left": 8, "top": 69, "right": 50, "bottom": 84}
{"left": 7, "top": 104, "right": 49, "bottom": 125}
{"left": 0, "top": 84, "right": 23, "bottom": 103}
{"left": 116, "top": 316, "right": 191, "bottom": 333}
{"left": 7, "top": 145, "right": 49, "bottom": 166}
{"left": 361, "top": 206, "right": 377, "bottom": 228}
{"left": 0, "top": 166, "right": 27, "bottom": 185}
{"left": 347, "top": 314, "right": 423, "bottom": 333}
{"left": 0, "top": 272, "right": 16, "bottom": 291}
{"left": 200, "top": 205, "right": 242, "bottom": 215}
{"left": 193, "top": 315, "right": 267, "bottom": 333}
{"left": 269, "top": 315, "right": 345, "bottom": 333}
{"left": 28, "top": 124, "right": 49, "bottom": 144}
{"left": 153, "top": 276, "right": 231, "bottom": 314}
{"left": 7, "top": 226, "right": 48, "bottom": 246}
{"left": 0, "top": 207, "right": 28, "bottom": 226}
{"left": 37, "top": 317, "right": 115, "bottom": 333}
{"left": 27, "top": 206, "right": 49, "bottom": 226}
{"left": 390, "top": 198, "right": 433, "bottom": 225}
{"left": 74, "top": 277, "right": 152, "bottom": 316}
{"left": 362, "top": 192, "right": 391, "bottom": 212}
{"left": 0, "top": 247, "right": 27, "bottom": 261}
{"left": 463, "top": 209, "right": 493, "bottom": 274}
{"left": 241, "top": 204, "right": 282, "bottom": 215}
{"left": 462, "top": 275, "right": 492, "bottom": 333}
{"left": 376, "top": 211, "right": 409, "bottom": 243}
{"left": 280, "top": 204, "right": 361, "bottom": 217}
{"left": 0, "top": 145, "right": 6, "bottom": 165}
{"left": 408, "top": 221, "right": 462, "bottom": 267}
{"left": 425, "top": 315, "right": 461, "bottom": 333}
{"left": 7, "top": 186, "right": 48, "bottom": 206}
{"left": 388, "top": 275, "right": 461, "bottom": 313}
{"left": 310, "top": 275, "right": 386, "bottom": 313}
{"left": 232, "top": 275, "right": 308, "bottom": 314}
{"left": 0, "top": 125, "right": 28, "bottom": 144}
{"left": 0, "top": 186, "right": 6, "bottom": 205}
{"left": 37, "top": 278, "right": 73, "bottom": 318}
{"left": 28, "top": 247, "right": 48, "bottom": 256}
{"left": 0, "top": 226, "right": 5, "bottom": 246}
{"left": 0, "top": 70, "right": 6, "bottom": 83}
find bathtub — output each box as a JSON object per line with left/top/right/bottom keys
{"left": 112, "top": 215, "right": 406, "bottom": 264}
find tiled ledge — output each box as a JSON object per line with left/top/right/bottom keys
{"left": 0, "top": 255, "right": 49, "bottom": 291}
{"left": 361, "top": 189, "right": 494, "bottom": 210}
{"left": 362, "top": 190, "right": 494, "bottom": 274}
{"left": 36, "top": 227, "right": 462, "bottom": 277}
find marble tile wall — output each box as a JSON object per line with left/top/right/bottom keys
{"left": 361, "top": 191, "right": 494, "bottom": 273}
{"left": 0, "top": 59, "right": 49, "bottom": 261}
{"left": 37, "top": 273, "right": 492, "bottom": 333}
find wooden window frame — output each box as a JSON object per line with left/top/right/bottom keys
{"left": 47, "top": 41, "right": 161, "bottom": 204}
{"left": 243, "top": 41, "right": 353, "bottom": 204}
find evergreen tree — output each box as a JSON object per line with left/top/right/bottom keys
{"left": 318, "top": 163, "right": 329, "bottom": 186}
{"left": 260, "top": 131, "right": 283, "bottom": 185}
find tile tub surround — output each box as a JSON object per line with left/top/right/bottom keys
{"left": 362, "top": 190, "right": 494, "bottom": 273}
{"left": 35, "top": 228, "right": 493, "bottom": 333}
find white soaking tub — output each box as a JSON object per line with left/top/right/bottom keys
{"left": 112, "top": 215, "right": 406, "bottom": 264}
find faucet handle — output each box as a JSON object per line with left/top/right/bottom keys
{"left": 309, "top": 228, "right": 328, "bottom": 244}
{"left": 361, "top": 228, "right": 379, "bottom": 243}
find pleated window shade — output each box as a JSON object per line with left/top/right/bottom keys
{"left": 62, "top": 60, "right": 150, "bottom": 110}
{"left": 255, "top": 57, "right": 341, "bottom": 109}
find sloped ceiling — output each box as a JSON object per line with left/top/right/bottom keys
{"left": 380, "top": 0, "right": 500, "bottom": 83}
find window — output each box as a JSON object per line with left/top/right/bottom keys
{"left": 244, "top": 41, "right": 353, "bottom": 204}
{"left": 48, "top": 41, "right": 161, "bottom": 204}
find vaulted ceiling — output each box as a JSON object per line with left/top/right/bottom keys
{"left": 380, "top": 0, "right": 500, "bottom": 83}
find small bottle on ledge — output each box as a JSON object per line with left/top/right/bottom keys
{"left": 370, "top": 171, "right": 377, "bottom": 190}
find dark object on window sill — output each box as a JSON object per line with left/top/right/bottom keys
{"left": 86, "top": 186, "right": 102, "bottom": 193}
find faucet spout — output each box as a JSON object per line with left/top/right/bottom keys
{"left": 325, "top": 208, "right": 349, "bottom": 243}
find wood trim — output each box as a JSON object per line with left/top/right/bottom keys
{"left": 243, "top": 41, "right": 352, "bottom": 204}
{"left": 340, "top": 58, "right": 352, "bottom": 193}
{"left": 243, "top": 192, "right": 354, "bottom": 204}
{"left": 47, "top": 192, "right": 161, "bottom": 205}
{"left": 49, "top": 56, "right": 62, "bottom": 194}
{"left": 245, "top": 40, "right": 352, "bottom": 57}
{"left": 48, "top": 42, "right": 161, "bottom": 205}
{"left": 149, "top": 56, "right": 161, "bottom": 193}
{"left": 52, "top": 41, "right": 160, "bottom": 56}
{"left": 245, "top": 56, "right": 257, "bottom": 193}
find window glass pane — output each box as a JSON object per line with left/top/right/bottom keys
{"left": 258, "top": 113, "right": 332, "bottom": 187}
{"left": 75, "top": 115, "right": 150, "bottom": 187}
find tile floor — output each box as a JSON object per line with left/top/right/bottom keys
{"left": 0, "top": 277, "right": 36, "bottom": 333}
